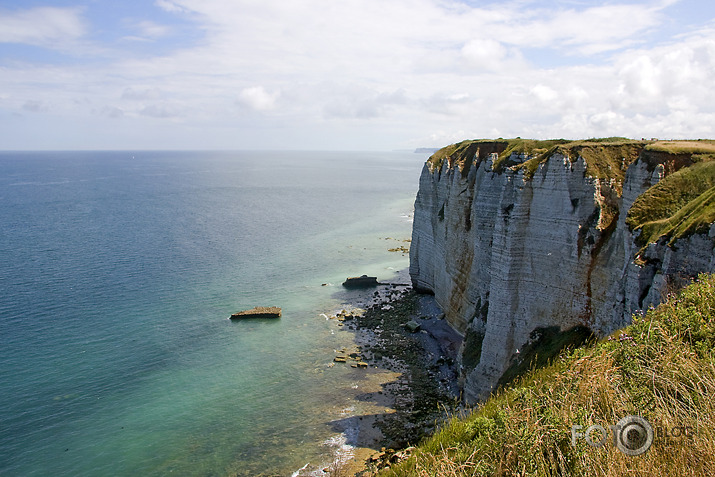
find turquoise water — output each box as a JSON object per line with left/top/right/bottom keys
{"left": 0, "top": 151, "right": 425, "bottom": 476}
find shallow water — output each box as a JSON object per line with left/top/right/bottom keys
{"left": 0, "top": 150, "right": 426, "bottom": 476}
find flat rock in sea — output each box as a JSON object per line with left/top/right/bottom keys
{"left": 342, "top": 275, "right": 379, "bottom": 288}
{"left": 230, "top": 306, "right": 282, "bottom": 319}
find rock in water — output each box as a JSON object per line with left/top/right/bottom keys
{"left": 342, "top": 275, "right": 379, "bottom": 288}
{"left": 230, "top": 306, "right": 282, "bottom": 319}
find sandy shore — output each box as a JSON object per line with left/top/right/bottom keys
{"left": 319, "top": 270, "right": 463, "bottom": 476}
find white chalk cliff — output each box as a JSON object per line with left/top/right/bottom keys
{"left": 409, "top": 140, "right": 715, "bottom": 403}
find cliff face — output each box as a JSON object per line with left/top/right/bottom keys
{"left": 409, "top": 139, "right": 715, "bottom": 402}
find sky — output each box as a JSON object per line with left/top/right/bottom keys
{"left": 1, "top": 0, "right": 715, "bottom": 150}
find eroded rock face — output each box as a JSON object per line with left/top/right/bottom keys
{"left": 409, "top": 144, "right": 715, "bottom": 403}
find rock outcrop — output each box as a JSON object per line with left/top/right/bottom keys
{"left": 343, "top": 275, "right": 379, "bottom": 288}
{"left": 230, "top": 306, "right": 282, "bottom": 319}
{"left": 409, "top": 139, "right": 715, "bottom": 403}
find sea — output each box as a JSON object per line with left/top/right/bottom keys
{"left": 0, "top": 150, "right": 427, "bottom": 476}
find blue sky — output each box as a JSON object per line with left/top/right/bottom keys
{"left": 1, "top": 0, "right": 715, "bottom": 150}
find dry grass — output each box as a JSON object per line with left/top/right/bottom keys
{"left": 382, "top": 274, "right": 715, "bottom": 476}
{"left": 645, "top": 140, "right": 715, "bottom": 155}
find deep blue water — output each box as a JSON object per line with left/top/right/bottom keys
{"left": 0, "top": 150, "right": 425, "bottom": 476}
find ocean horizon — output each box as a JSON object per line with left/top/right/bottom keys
{"left": 0, "top": 150, "right": 426, "bottom": 476}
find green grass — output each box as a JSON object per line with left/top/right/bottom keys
{"left": 381, "top": 274, "right": 715, "bottom": 477}
{"left": 626, "top": 160, "right": 715, "bottom": 250}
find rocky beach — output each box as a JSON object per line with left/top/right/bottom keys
{"left": 302, "top": 270, "right": 463, "bottom": 476}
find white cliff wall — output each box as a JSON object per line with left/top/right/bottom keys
{"left": 409, "top": 145, "right": 715, "bottom": 403}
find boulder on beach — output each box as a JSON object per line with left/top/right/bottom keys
{"left": 230, "top": 306, "right": 282, "bottom": 319}
{"left": 405, "top": 320, "right": 421, "bottom": 333}
{"left": 342, "top": 275, "right": 379, "bottom": 288}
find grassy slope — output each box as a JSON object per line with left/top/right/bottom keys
{"left": 626, "top": 160, "right": 715, "bottom": 250}
{"left": 382, "top": 274, "right": 715, "bottom": 476}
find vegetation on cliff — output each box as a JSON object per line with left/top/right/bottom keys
{"left": 514, "top": 138, "right": 645, "bottom": 184}
{"left": 427, "top": 137, "right": 715, "bottom": 249}
{"left": 627, "top": 159, "right": 715, "bottom": 250}
{"left": 427, "top": 137, "right": 646, "bottom": 182}
{"left": 380, "top": 274, "right": 715, "bottom": 476}
{"left": 426, "top": 138, "right": 565, "bottom": 173}
{"left": 427, "top": 137, "right": 715, "bottom": 182}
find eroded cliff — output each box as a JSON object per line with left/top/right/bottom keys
{"left": 409, "top": 138, "right": 715, "bottom": 402}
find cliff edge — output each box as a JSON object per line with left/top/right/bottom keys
{"left": 409, "top": 138, "right": 715, "bottom": 402}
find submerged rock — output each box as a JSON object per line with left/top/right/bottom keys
{"left": 230, "top": 306, "right": 282, "bottom": 319}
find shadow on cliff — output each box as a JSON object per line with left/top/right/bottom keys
{"left": 497, "top": 325, "right": 596, "bottom": 389}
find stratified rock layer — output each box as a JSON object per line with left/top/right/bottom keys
{"left": 409, "top": 140, "right": 715, "bottom": 402}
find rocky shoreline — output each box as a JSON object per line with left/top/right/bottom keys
{"left": 324, "top": 278, "right": 463, "bottom": 475}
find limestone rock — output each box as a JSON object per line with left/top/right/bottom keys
{"left": 409, "top": 141, "right": 715, "bottom": 403}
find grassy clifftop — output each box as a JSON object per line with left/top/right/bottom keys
{"left": 381, "top": 274, "right": 715, "bottom": 476}
{"left": 426, "top": 137, "right": 644, "bottom": 181}
{"left": 427, "top": 137, "right": 715, "bottom": 182}
{"left": 427, "top": 137, "right": 715, "bottom": 250}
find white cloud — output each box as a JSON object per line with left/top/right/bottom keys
{"left": 493, "top": 2, "right": 672, "bottom": 54}
{"left": 530, "top": 84, "right": 558, "bottom": 103}
{"left": 122, "top": 87, "right": 164, "bottom": 101}
{"left": 133, "top": 20, "right": 171, "bottom": 38}
{"left": 321, "top": 86, "right": 408, "bottom": 119}
{"left": 22, "top": 100, "right": 48, "bottom": 113}
{"left": 2, "top": 0, "right": 715, "bottom": 149}
{"left": 237, "top": 86, "right": 280, "bottom": 112}
{"left": 99, "top": 105, "right": 124, "bottom": 118}
{"left": 140, "top": 102, "right": 185, "bottom": 118}
{"left": 422, "top": 92, "right": 474, "bottom": 116}
{"left": 612, "top": 30, "right": 715, "bottom": 115}
{"left": 0, "top": 7, "right": 85, "bottom": 47}
{"left": 460, "top": 39, "right": 524, "bottom": 70}
{"left": 155, "top": 0, "right": 189, "bottom": 14}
